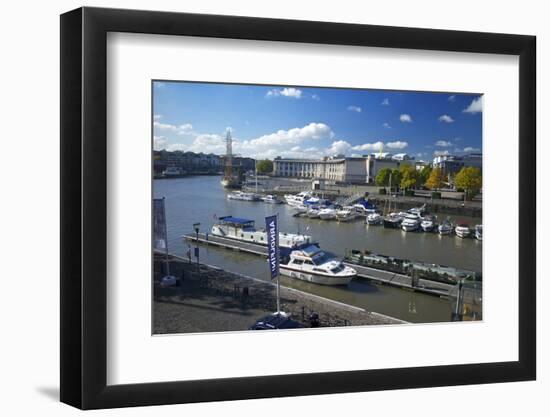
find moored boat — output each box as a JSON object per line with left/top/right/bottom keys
{"left": 280, "top": 245, "right": 356, "bottom": 285}
{"left": 438, "top": 219, "right": 454, "bottom": 235}
{"left": 366, "top": 212, "right": 383, "bottom": 225}
{"left": 284, "top": 191, "right": 312, "bottom": 207}
{"left": 335, "top": 206, "right": 357, "bottom": 222}
{"left": 211, "top": 216, "right": 312, "bottom": 248}
{"left": 383, "top": 212, "right": 403, "bottom": 228}
{"left": 318, "top": 208, "right": 337, "bottom": 220}
{"left": 261, "top": 194, "right": 282, "bottom": 204}
{"left": 227, "top": 191, "right": 260, "bottom": 201}
{"left": 420, "top": 215, "right": 437, "bottom": 232}
{"left": 401, "top": 213, "right": 421, "bottom": 232}
{"left": 475, "top": 224, "right": 483, "bottom": 241}
{"left": 455, "top": 224, "right": 471, "bottom": 238}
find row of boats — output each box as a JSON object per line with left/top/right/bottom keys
{"left": 226, "top": 190, "right": 482, "bottom": 240}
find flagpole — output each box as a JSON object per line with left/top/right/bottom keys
{"left": 162, "top": 197, "right": 170, "bottom": 276}
{"left": 276, "top": 212, "right": 280, "bottom": 315}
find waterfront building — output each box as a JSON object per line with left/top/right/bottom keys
{"left": 273, "top": 156, "right": 368, "bottom": 183}
{"left": 273, "top": 154, "right": 411, "bottom": 184}
{"left": 432, "top": 153, "right": 482, "bottom": 176}
{"left": 365, "top": 154, "right": 402, "bottom": 184}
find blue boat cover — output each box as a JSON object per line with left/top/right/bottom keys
{"left": 219, "top": 216, "right": 255, "bottom": 225}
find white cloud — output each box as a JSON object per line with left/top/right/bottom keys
{"left": 153, "top": 136, "right": 167, "bottom": 151}
{"left": 311, "top": 94, "right": 320, "bottom": 101}
{"left": 177, "top": 123, "right": 194, "bottom": 134}
{"left": 153, "top": 114, "right": 163, "bottom": 120}
{"left": 266, "top": 87, "right": 302, "bottom": 99}
{"left": 291, "top": 146, "right": 301, "bottom": 152}
{"left": 381, "top": 98, "right": 390, "bottom": 106}
{"left": 347, "top": 105, "right": 362, "bottom": 113}
{"left": 434, "top": 150, "right": 450, "bottom": 156}
{"left": 386, "top": 141, "right": 408, "bottom": 150}
{"left": 438, "top": 114, "right": 454, "bottom": 123}
{"left": 351, "top": 141, "right": 385, "bottom": 152}
{"left": 448, "top": 95, "right": 456, "bottom": 102}
{"left": 463, "top": 146, "right": 481, "bottom": 153}
{"left": 241, "top": 123, "right": 333, "bottom": 150}
{"left": 463, "top": 96, "right": 483, "bottom": 114}
{"left": 399, "top": 114, "right": 412, "bottom": 123}
{"left": 154, "top": 121, "right": 194, "bottom": 135}
{"left": 382, "top": 122, "right": 391, "bottom": 129}
{"left": 435, "top": 140, "right": 453, "bottom": 147}
{"left": 328, "top": 140, "right": 352, "bottom": 155}
{"left": 154, "top": 82, "right": 165, "bottom": 88}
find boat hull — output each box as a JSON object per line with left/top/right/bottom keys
{"left": 280, "top": 266, "right": 355, "bottom": 285}
{"left": 383, "top": 219, "right": 402, "bottom": 228}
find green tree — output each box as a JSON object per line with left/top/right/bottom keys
{"left": 391, "top": 168, "right": 402, "bottom": 189}
{"left": 399, "top": 164, "right": 418, "bottom": 190}
{"left": 375, "top": 168, "right": 392, "bottom": 186}
{"left": 255, "top": 159, "right": 273, "bottom": 174}
{"left": 419, "top": 165, "right": 432, "bottom": 185}
{"left": 425, "top": 167, "right": 444, "bottom": 190}
{"left": 454, "top": 167, "right": 482, "bottom": 199}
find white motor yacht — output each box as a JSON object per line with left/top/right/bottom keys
{"left": 227, "top": 191, "right": 259, "bottom": 201}
{"left": 211, "top": 216, "right": 312, "bottom": 248}
{"left": 261, "top": 194, "right": 282, "bottom": 204}
{"left": 455, "top": 224, "right": 471, "bottom": 238}
{"left": 401, "top": 213, "right": 421, "bottom": 232}
{"left": 280, "top": 245, "right": 356, "bottom": 285}
{"left": 318, "top": 208, "right": 337, "bottom": 220}
{"left": 420, "top": 215, "right": 437, "bottom": 232}
{"left": 307, "top": 207, "right": 321, "bottom": 218}
{"left": 336, "top": 206, "right": 357, "bottom": 222}
{"left": 284, "top": 191, "right": 312, "bottom": 207}
{"left": 366, "top": 212, "right": 383, "bottom": 225}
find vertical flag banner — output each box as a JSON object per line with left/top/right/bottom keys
{"left": 153, "top": 198, "right": 167, "bottom": 251}
{"left": 265, "top": 215, "right": 279, "bottom": 279}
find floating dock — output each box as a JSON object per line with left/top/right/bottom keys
{"left": 183, "top": 232, "right": 462, "bottom": 298}
{"left": 184, "top": 232, "right": 268, "bottom": 256}
{"left": 343, "top": 263, "right": 452, "bottom": 297}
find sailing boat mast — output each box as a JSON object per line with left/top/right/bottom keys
{"left": 225, "top": 128, "right": 233, "bottom": 180}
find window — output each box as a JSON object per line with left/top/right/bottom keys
{"left": 292, "top": 259, "right": 304, "bottom": 265}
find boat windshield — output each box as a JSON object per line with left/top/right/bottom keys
{"left": 330, "top": 264, "right": 344, "bottom": 274}
{"left": 312, "top": 252, "right": 331, "bottom": 265}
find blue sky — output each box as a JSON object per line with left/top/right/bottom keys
{"left": 153, "top": 81, "right": 482, "bottom": 161}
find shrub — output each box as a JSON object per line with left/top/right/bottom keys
{"left": 379, "top": 188, "right": 387, "bottom": 195}
{"left": 404, "top": 190, "right": 415, "bottom": 197}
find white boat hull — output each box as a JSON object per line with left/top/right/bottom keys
{"left": 455, "top": 229, "right": 471, "bottom": 238}
{"left": 280, "top": 266, "right": 355, "bottom": 285}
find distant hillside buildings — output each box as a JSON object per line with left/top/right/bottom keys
{"left": 153, "top": 150, "right": 255, "bottom": 175}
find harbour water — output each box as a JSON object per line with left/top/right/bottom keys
{"left": 154, "top": 176, "right": 482, "bottom": 323}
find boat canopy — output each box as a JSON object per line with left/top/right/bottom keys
{"left": 218, "top": 216, "right": 255, "bottom": 227}
{"left": 299, "top": 245, "right": 322, "bottom": 257}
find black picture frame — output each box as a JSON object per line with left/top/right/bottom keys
{"left": 60, "top": 6, "right": 536, "bottom": 410}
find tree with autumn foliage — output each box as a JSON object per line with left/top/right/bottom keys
{"left": 425, "top": 167, "right": 444, "bottom": 190}
{"left": 454, "top": 166, "right": 482, "bottom": 199}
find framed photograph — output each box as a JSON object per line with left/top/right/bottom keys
{"left": 60, "top": 6, "right": 536, "bottom": 409}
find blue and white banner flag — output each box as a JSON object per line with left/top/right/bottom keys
{"left": 265, "top": 215, "right": 279, "bottom": 279}
{"left": 153, "top": 198, "right": 168, "bottom": 251}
